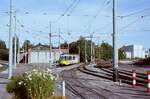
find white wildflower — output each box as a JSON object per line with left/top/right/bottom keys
{"left": 23, "top": 82, "right": 26, "bottom": 86}
{"left": 50, "top": 76, "right": 55, "bottom": 80}
{"left": 47, "top": 68, "right": 52, "bottom": 73}
{"left": 42, "top": 73, "right": 46, "bottom": 79}
{"left": 27, "top": 74, "right": 32, "bottom": 81}
{"left": 18, "top": 81, "right": 23, "bottom": 85}
{"left": 33, "top": 69, "right": 38, "bottom": 72}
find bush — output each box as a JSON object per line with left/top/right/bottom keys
{"left": 6, "top": 69, "right": 55, "bottom": 99}
{"left": 0, "top": 49, "right": 8, "bottom": 61}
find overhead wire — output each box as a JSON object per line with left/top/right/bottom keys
{"left": 118, "top": 7, "right": 150, "bottom": 18}
{"left": 68, "top": 0, "right": 81, "bottom": 15}
{"left": 81, "top": 0, "right": 111, "bottom": 34}
{"left": 52, "top": 0, "right": 78, "bottom": 23}
{"left": 16, "top": 18, "right": 69, "bottom": 45}
{"left": 118, "top": 14, "right": 150, "bottom": 33}
{"left": 94, "top": 22, "right": 112, "bottom": 32}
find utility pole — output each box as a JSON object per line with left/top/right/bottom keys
{"left": 93, "top": 43, "right": 95, "bottom": 63}
{"left": 85, "top": 40, "right": 87, "bottom": 63}
{"left": 49, "top": 22, "right": 52, "bottom": 67}
{"left": 78, "top": 46, "right": 80, "bottom": 60}
{"left": 112, "top": 0, "right": 118, "bottom": 82}
{"left": 90, "top": 34, "right": 93, "bottom": 63}
{"left": 8, "top": 0, "right": 13, "bottom": 79}
{"left": 14, "top": 11, "right": 17, "bottom": 68}
{"left": 14, "top": 34, "right": 17, "bottom": 68}
{"left": 68, "top": 43, "right": 69, "bottom": 53}
{"left": 25, "top": 43, "right": 27, "bottom": 64}
{"left": 59, "top": 28, "right": 61, "bottom": 56}
{"left": 17, "top": 37, "right": 20, "bottom": 64}
{"left": 67, "top": 14, "right": 70, "bottom": 54}
{"left": 68, "top": 33, "right": 71, "bottom": 54}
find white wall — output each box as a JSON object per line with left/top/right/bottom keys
{"left": 30, "top": 50, "right": 62, "bottom": 63}
{"left": 134, "top": 45, "right": 145, "bottom": 58}
{"left": 125, "top": 52, "right": 132, "bottom": 59}
{"left": 30, "top": 51, "right": 49, "bottom": 63}
{"left": 122, "top": 45, "right": 145, "bottom": 59}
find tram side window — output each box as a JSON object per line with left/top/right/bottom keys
{"left": 69, "top": 56, "right": 72, "bottom": 60}
{"left": 73, "top": 56, "right": 75, "bottom": 60}
{"left": 64, "top": 56, "right": 67, "bottom": 60}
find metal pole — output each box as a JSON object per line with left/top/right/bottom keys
{"left": 68, "top": 33, "right": 71, "bottom": 53}
{"left": 14, "top": 11, "right": 17, "bottom": 68}
{"left": 90, "top": 35, "right": 93, "bottom": 63}
{"left": 67, "top": 14, "right": 70, "bottom": 54}
{"left": 23, "top": 47, "right": 25, "bottom": 64}
{"left": 99, "top": 45, "right": 101, "bottom": 60}
{"left": 17, "top": 37, "right": 20, "bottom": 64}
{"left": 78, "top": 46, "right": 80, "bottom": 59}
{"left": 93, "top": 43, "right": 95, "bottom": 63}
{"left": 8, "top": 0, "right": 13, "bottom": 79}
{"left": 49, "top": 22, "right": 52, "bottom": 67}
{"left": 68, "top": 42, "right": 69, "bottom": 53}
{"left": 85, "top": 40, "right": 87, "bottom": 62}
{"left": 62, "top": 80, "right": 66, "bottom": 97}
{"left": 37, "top": 48, "right": 39, "bottom": 67}
{"left": 25, "top": 43, "right": 27, "bottom": 64}
{"left": 113, "top": 0, "right": 118, "bottom": 82}
{"left": 14, "top": 34, "right": 17, "bottom": 68}
{"left": 59, "top": 28, "right": 61, "bottom": 56}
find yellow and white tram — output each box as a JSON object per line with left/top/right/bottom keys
{"left": 59, "top": 54, "right": 80, "bottom": 66}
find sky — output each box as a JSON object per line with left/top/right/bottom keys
{"left": 0, "top": 0, "right": 150, "bottom": 49}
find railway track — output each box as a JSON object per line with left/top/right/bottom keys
{"left": 77, "top": 64, "right": 148, "bottom": 87}
{"left": 61, "top": 64, "right": 107, "bottom": 99}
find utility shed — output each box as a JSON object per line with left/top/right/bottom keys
{"left": 28, "top": 45, "right": 69, "bottom": 63}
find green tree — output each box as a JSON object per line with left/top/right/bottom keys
{"left": 118, "top": 48, "right": 126, "bottom": 60}
{"left": 0, "top": 40, "right": 7, "bottom": 49}
{"left": 97, "top": 42, "right": 113, "bottom": 61}
{"left": 68, "top": 37, "right": 94, "bottom": 62}
{"left": 0, "top": 40, "right": 8, "bottom": 60}
{"left": 60, "top": 42, "right": 68, "bottom": 49}
{"left": 22, "top": 40, "right": 33, "bottom": 50}
{"left": 69, "top": 42, "right": 78, "bottom": 54}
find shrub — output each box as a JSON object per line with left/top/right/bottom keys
{"left": 0, "top": 49, "right": 8, "bottom": 61}
{"left": 7, "top": 69, "right": 55, "bottom": 99}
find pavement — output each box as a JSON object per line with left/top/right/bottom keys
{"left": 0, "top": 78, "right": 11, "bottom": 99}
{"left": 84, "top": 64, "right": 150, "bottom": 99}
{"left": 119, "top": 60, "right": 150, "bottom": 74}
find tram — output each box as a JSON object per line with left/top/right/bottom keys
{"left": 59, "top": 54, "right": 80, "bottom": 66}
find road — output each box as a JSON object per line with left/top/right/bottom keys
{"left": 61, "top": 68, "right": 107, "bottom": 99}
{"left": 58, "top": 63, "right": 150, "bottom": 99}
{"left": 0, "top": 63, "right": 150, "bottom": 99}
{"left": 60, "top": 64, "right": 125, "bottom": 99}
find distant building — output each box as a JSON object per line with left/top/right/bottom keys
{"left": 20, "top": 45, "right": 69, "bottom": 64}
{"left": 145, "top": 49, "right": 150, "bottom": 58}
{"left": 122, "top": 45, "right": 145, "bottom": 59}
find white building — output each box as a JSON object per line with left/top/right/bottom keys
{"left": 145, "top": 49, "right": 150, "bottom": 58}
{"left": 122, "top": 45, "right": 145, "bottom": 59}
{"left": 20, "top": 45, "right": 69, "bottom": 64}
